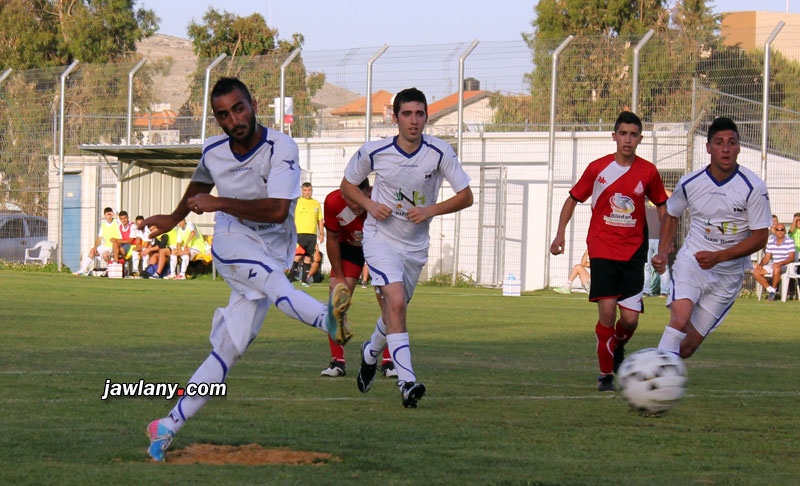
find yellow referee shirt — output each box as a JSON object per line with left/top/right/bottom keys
{"left": 295, "top": 197, "right": 322, "bottom": 235}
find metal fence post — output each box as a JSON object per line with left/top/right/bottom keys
{"left": 279, "top": 48, "right": 301, "bottom": 134}
{"left": 57, "top": 60, "right": 80, "bottom": 271}
{"left": 543, "top": 35, "right": 574, "bottom": 289}
{"left": 451, "top": 40, "right": 479, "bottom": 286}
{"left": 365, "top": 44, "right": 389, "bottom": 143}
{"left": 126, "top": 59, "right": 146, "bottom": 145}
{"left": 761, "top": 22, "right": 784, "bottom": 183}
{"left": 201, "top": 54, "right": 227, "bottom": 142}
{"left": 632, "top": 29, "right": 654, "bottom": 114}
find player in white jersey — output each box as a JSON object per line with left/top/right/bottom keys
{"left": 140, "top": 78, "right": 353, "bottom": 461}
{"left": 341, "top": 87, "right": 473, "bottom": 408}
{"left": 653, "top": 117, "right": 770, "bottom": 358}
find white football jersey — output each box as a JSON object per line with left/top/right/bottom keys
{"left": 668, "top": 164, "right": 771, "bottom": 275}
{"left": 191, "top": 126, "right": 301, "bottom": 265}
{"left": 344, "top": 134, "right": 471, "bottom": 251}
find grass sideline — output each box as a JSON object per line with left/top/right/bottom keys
{"left": 2, "top": 271, "right": 798, "bottom": 485}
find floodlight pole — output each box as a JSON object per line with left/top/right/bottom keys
{"left": 58, "top": 59, "right": 80, "bottom": 271}
{"left": 761, "top": 21, "right": 784, "bottom": 183}
{"left": 126, "top": 59, "right": 146, "bottom": 145}
{"left": 201, "top": 54, "right": 227, "bottom": 142}
{"left": 279, "top": 48, "right": 301, "bottom": 134}
{"left": 543, "top": 35, "right": 573, "bottom": 289}
{"left": 365, "top": 44, "right": 389, "bottom": 142}
{"left": 451, "top": 40, "right": 479, "bottom": 286}
{"left": 632, "top": 29, "right": 654, "bottom": 114}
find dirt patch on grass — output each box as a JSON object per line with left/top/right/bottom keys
{"left": 166, "top": 443, "right": 340, "bottom": 465}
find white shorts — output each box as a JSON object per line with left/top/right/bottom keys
{"left": 95, "top": 245, "right": 112, "bottom": 256}
{"left": 212, "top": 223, "right": 287, "bottom": 302}
{"left": 363, "top": 237, "right": 428, "bottom": 302}
{"left": 668, "top": 256, "right": 743, "bottom": 337}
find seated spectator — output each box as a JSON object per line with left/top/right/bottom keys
{"left": 171, "top": 219, "right": 208, "bottom": 280}
{"left": 111, "top": 210, "right": 136, "bottom": 264}
{"left": 554, "top": 250, "right": 590, "bottom": 294}
{"left": 130, "top": 215, "right": 150, "bottom": 276}
{"left": 142, "top": 226, "right": 171, "bottom": 279}
{"left": 754, "top": 223, "right": 796, "bottom": 301}
{"left": 306, "top": 243, "right": 325, "bottom": 284}
{"left": 789, "top": 212, "right": 800, "bottom": 253}
{"left": 73, "top": 207, "right": 120, "bottom": 276}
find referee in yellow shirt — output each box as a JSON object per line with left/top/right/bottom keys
{"left": 293, "top": 182, "right": 324, "bottom": 286}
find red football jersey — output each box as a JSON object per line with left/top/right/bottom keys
{"left": 324, "top": 189, "right": 366, "bottom": 247}
{"left": 569, "top": 154, "right": 667, "bottom": 261}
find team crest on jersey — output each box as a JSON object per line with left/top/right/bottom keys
{"left": 603, "top": 193, "right": 637, "bottom": 227}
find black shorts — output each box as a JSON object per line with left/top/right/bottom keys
{"left": 297, "top": 233, "right": 317, "bottom": 258}
{"left": 588, "top": 240, "right": 647, "bottom": 303}
{"left": 340, "top": 243, "right": 365, "bottom": 268}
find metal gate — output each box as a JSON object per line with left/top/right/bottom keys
{"left": 476, "top": 165, "right": 507, "bottom": 286}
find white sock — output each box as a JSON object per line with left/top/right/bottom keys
{"left": 132, "top": 252, "right": 140, "bottom": 273}
{"left": 169, "top": 255, "right": 177, "bottom": 274}
{"left": 180, "top": 255, "right": 189, "bottom": 275}
{"left": 767, "top": 286, "right": 776, "bottom": 293}
{"left": 163, "top": 344, "right": 238, "bottom": 435}
{"left": 363, "top": 316, "right": 388, "bottom": 365}
{"left": 264, "top": 271, "right": 327, "bottom": 330}
{"left": 387, "top": 332, "right": 415, "bottom": 386}
{"left": 143, "top": 254, "right": 150, "bottom": 268}
{"left": 658, "top": 326, "right": 686, "bottom": 355}
{"left": 78, "top": 257, "right": 92, "bottom": 274}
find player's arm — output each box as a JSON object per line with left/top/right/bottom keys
{"left": 550, "top": 196, "right": 578, "bottom": 255}
{"left": 341, "top": 178, "right": 391, "bottom": 221}
{"left": 652, "top": 212, "right": 680, "bottom": 274}
{"left": 695, "top": 228, "right": 769, "bottom": 270}
{"left": 407, "top": 186, "right": 473, "bottom": 224}
{"left": 186, "top": 193, "right": 292, "bottom": 224}
{"left": 141, "top": 181, "right": 214, "bottom": 237}
{"left": 317, "top": 217, "right": 325, "bottom": 243}
{"left": 325, "top": 228, "right": 344, "bottom": 289}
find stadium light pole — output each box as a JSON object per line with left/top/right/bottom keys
{"left": 544, "top": 35, "right": 574, "bottom": 290}
{"left": 760, "top": 21, "right": 784, "bottom": 183}
{"left": 126, "top": 59, "right": 146, "bottom": 145}
{"left": 58, "top": 59, "right": 80, "bottom": 272}
{"left": 451, "top": 39, "right": 479, "bottom": 286}
{"left": 365, "top": 44, "right": 389, "bottom": 143}
{"left": 631, "top": 29, "right": 654, "bottom": 114}
{"left": 280, "top": 48, "right": 301, "bottom": 134}
{"left": 201, "top": 54, "right": 227, "bottom": 143}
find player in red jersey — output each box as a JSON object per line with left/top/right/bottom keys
{"left": 550, "top": 111, "right": 668, "bottom": 391}
{"left": 320, "top": 180, "right": 395, "bottom": 378}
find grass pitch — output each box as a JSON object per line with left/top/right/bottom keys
{"left": 2, "top": 271, "right": 798, "bottom": 485}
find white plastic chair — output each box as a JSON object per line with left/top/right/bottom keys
{"left": 24, "top": 241, "right": 56, "bottom": 264}
{"left": 780, "top": 262, "right": 800, "bottom": 302}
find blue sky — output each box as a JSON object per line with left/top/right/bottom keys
{"left": 140, "top": 0, "right": 800, "bottom": 51}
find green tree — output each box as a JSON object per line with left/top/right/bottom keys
{"left": 183, "top": 8, "right": 323, "bottom": 138}
{"left": 0, "top": 0, "right": 158, "bottom": 70}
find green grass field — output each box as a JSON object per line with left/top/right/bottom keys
{"left": 2, "top": 271, "right": 798, "bottom": 485}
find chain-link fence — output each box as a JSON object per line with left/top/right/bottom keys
{"left": 1, "top": 24, "right": 798, "bottom": 289}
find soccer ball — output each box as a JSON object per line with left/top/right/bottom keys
{"left": 617, "top": 348, "right": 688, "bottom": 415}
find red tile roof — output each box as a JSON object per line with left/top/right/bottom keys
{"left": 133, "top": 110, "right": 178, "bottom": 129}
{"left": 330, "top": 90, "right": 394, "bottom": 116}
{"left": 427, "top": 91, "right": 486, "bottom": 120}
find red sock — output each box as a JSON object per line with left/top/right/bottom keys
{"left": 613, "top": 319, "right": 635, "bottom": 348}
{"left": 595, "top": 322, "right": 615, "bottom": 375}
{"left": 381, "top": 347, "right": 392, "bottom": 366}
{"left": 328, "top": 336, "right": 345, "bottom": 363}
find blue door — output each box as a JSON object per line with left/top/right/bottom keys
{"left": 62, "top": 175, "right": 81, "bottom": 272}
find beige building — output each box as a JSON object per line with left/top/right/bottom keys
{"left": 721, "top": 11, "right": 800, "bottom": 62}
